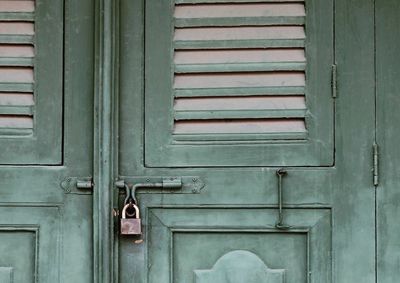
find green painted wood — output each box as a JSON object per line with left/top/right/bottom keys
{"left": 174, "top": 109, "right": 306, "bottom": 120}
{"left": 174, "top": 39, "right": 305, "bottom": 50}
{"left": 145, "top": 0, "right": 333, "bottom": 167}
{"left": 0, "top": 105, "right": 33, "bottom": 115}
{"left": 0, "top": 35, "right": 33, "bottom": 44}
{"left": 174, "top": 86, "right": 305, "bottom": 97}
{"left": 117, "top": 0, "right": 377, "bottom": 283}
{"left": 0, "top": 12, "right": 34, "bottom": 21}
{"left": 0, "top": 82, "right": 34, "bottom": 92}
{"left": 115, "top": 0, "right": 375, "bottom": 283}
{"left": 0, "top": 0, "right": 95, "bottom": 283}
{"left": 174, "top": 62, "right": 306, "bottom": 73}
{"left": 376, "top": 0, "right": 400, "bottom": 281}
{"left": 0, "top": 57, "right": 34, "bottom": 67}
{"left": 0, "top": 0, "right": 63, "bottom": 165}
{"left": 334, "top": 0, "right": 376, "bottom": 281}
{"left": 173, "top": 132, "right": 307, "bottom": 141}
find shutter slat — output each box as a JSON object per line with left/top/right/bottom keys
{"left": 0, "top": 105, "right": 32, "bottom": 115}
{"left": 0, "top": 12, "right": 34, "bottom": 21}
{"left": 175, "top": 49, "right": 305, "bottom": 64}
{"left": 175, "top": 109, "right": 306, "bottom": 120}
{"left": 174, "top": 39, "right": 305, "bottom": 49}
{"left": 175, "top": 62, "right": 306, "bottom": 73}
{"left": 174, "top": 119, "right": 306, "bottom": 134}
{"left": 174, "top": 86, "right": 306, "bottom": 97}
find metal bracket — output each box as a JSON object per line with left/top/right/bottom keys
{"left": 60, "top": 176, "right": 93, "bottom": 194}
{"left": 115, "top": 176, "right": 205, "bottom": 204}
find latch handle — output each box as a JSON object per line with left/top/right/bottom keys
{"left": 275, "top": 169, "right": 290, "bottom": 230}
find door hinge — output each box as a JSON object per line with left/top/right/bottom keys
{"left": 60, "top": 176, "right": 94, "bottom": 194}
{"left": 332, "top": 64, "right": 337, "bottom": 98}
{"left": 373, "top": 143, "right": 379, "bottom": 187}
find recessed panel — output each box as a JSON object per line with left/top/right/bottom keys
{"left": 0, "top": 230, "right": 36, "bottom": 283}
{"left": 174, "top": 232, "right": 306, "bottom": 282}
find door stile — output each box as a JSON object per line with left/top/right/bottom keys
{"left": 335, "top": 0, "right": 376, "bottom": 281}
{"left": 93, "top": 0, "right": 118, "bottom": 282}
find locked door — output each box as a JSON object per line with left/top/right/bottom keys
{"left": 115, "top": 0, "right": 376, "bottom": 282}
{"left": 0, "top": 0, "right": 94, "bottom": 282}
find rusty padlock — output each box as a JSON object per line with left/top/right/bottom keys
{"left": 120, "top": 203, "right": 142, "bottom": 235}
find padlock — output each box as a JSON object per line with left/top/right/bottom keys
{"left": 120, "top": 203, "right": 142, "bottom": 235}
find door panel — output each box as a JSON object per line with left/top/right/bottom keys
{"left": 376, "top": 0, "right": 400, "bottom": 281}
{"left": 0, "top": 0, "right": 94, "bottom": 282}
{"left": 118, "top": 0, "right": 376, "bottom": 283}
{"left": 148, "top": 208, "right": 331, "bottom": 283}
{"left": 0, "top": 0, "right": 63, "bottom": 164}
{"left": 144, "top": 0, "right": 334, "bottom": 167}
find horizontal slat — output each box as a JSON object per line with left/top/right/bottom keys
{"left": 173, "top": 132, "right": 307, "bottom": 141}
{"left": 174, "top": 49, "right": 305, "bottom": 64}
{"left": 0, "top": 115, "right": 33, "bottom": 128}
{"left": 0, "top": 12, "right": 34, "bottom": 21}
{"left": 174, "top": 3, "right": 305, "bottom": 18}
{"left": 0, "top": 1, "right": 35, "bottom": 13}
{"left": 174, "top": 39, "right": 305, "bottom": 49}
{"left": 174, "top": 72, "right": 305, "bottom": 89}
{"left": 0, "top": 82, "right": 34, "bottom": 92}
{"left": 0, "top": 34, "right": 33, "bottom": 44}
{"left": 0, "top": 127, "right": 32, "bottom": 135}
{"left": 174, "top": 26, "right": 305, "bottom": 41}
{"left": 0, "top": 44, "right": 34, "bottom": 57}
{"left": 0, "top": 67, "right": 33, "bottom": 83}
{"left": 174, "top": 96, "right": 306, "bottom": 111}
{"left": 174, "top": 119, "right": 306, "bottom": 134}
{"left": 0, "top": 22, "right": 34, "bottom": 35}
{"left": 175, "top": 17, "right": 305, "bottom": 27}
{"left": 174, "top": 86, "right": 305, "bottom": 97}
{"left": 174, "top": 109, "right": 306, "bottom": 120}
{"left": 0, "top": 57, "right": 33, "bottom": 66}
{"left": 0, "top": 92, "right": 33, "bottom": 105}
{"left": 176, "top": 0, "right": 304, "bottom": 3}
{"left": 175, "top": 62, "right": 306, "bottom": 73}
{"left": 0, "top": 105, "right": 32, "bottom": 115}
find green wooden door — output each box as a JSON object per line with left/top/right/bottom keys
{"left": 116, "top": 0, "right": 377, "bottom": 282}
{"left": 0, "top": 0, "right": 94, "bottom": 282}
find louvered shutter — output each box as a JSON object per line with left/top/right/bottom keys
{"left": 0, "top": 0, "right": 63, "bottom": 164}
{"left": 145, "top": 0, "right": 334, "bottom": 167}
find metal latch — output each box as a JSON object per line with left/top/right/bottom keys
{"left": 60, "top": 176, "right": 93, "bottom": 194}
{"left": 115, "top": 176, "right": 204, "bottom": 204}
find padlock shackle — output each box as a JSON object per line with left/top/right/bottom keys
{"left": 121, "top": 203, "right": 140, "bottom": 219}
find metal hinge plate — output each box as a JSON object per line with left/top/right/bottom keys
{"left": 60, "top": 176, "right": 93, "bottom": 194}
{"left": 373, "top": 143, "right": 379, "bottom": 186}
{"left": 332, "top": 64, "right": 337, "bottom": 98}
